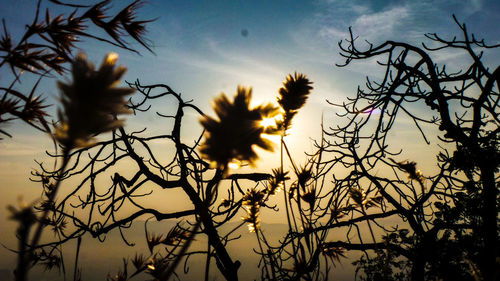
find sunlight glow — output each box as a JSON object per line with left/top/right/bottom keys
{"left": 261, "top": 133, "right": 281, "bottom": 145}
{"left": 247, "top": 223, "right": 256, "bottom": 232}
{"left": 228, "top": 161, "right": 240, "bottom": 170}
{"left": 260, "top": 112, "right": 284, "bottom": 128}
{"left": 261, "top": 117, "right": 276, "bottom": 128}
{"left": 106, "top": 52, "right": 119, "bottom": 64}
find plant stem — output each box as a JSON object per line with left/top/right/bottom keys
{"left": 15, "top": 148, "right": 70, "bottom": 281}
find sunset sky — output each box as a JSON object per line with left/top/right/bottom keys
{"left": 1, "top": 0, "right": 500, "bottom": 279}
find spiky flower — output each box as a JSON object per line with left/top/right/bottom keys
{"left": 301, "top": 187, "right": 316, "bottom": 210}
{"left": 131, "top": 253, "right": 147, "bottom": 272}
{"left": 200, "top": 86, "right": 279, "bottom": 169}
{"left": 55, "top": 53, "right": 135, "bottom": 149}
{"left": 0, "top": 99, "right": 20, "bottom": 138}
{"left": 389, "top": 158, "right": 425, "bottom": 184}
{"left": 147, "top": 233, "right": 164, "bottom": 253}
{"left": 267, "top": 168, "right": 289, "bottom": 195}
{"left": 347, "top": 188, "right": 383, "bottom": 210}
{"left": 242, "top": 188, "right": 265, "bottom": 232}
{"left": 219, "top": 199, "right": 232, "bottom": 208}
{"left": 7, "top": 197, "right": 36, "bottom": 226}
{"left": 163, "top": 224, "right": 190, "bottom": 246}
{"left": 40, "top": 253, "right": 62, "bottom": 272}
{"left": 277, "top": 72, "right": 313, "bottom": 132}
{"left": 146, "top": 256, "right": 170, "bottom": 279}
{"left": 322, "top": 245, "right": 346, "bottom": 264}
{"left": 107, "top": 259, "right": 128, "bottom": 281}
{"left": 297, "top": 167, "right": 312, "bottom": 191}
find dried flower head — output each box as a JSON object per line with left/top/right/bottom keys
{"left": 390, "top": 158, "right": 425, "bottom": 183}
{"left": 131, "top": 253, "right": 147, "bottom": 273}
{"left": 348, "top": 187, "right": 366, "bottom": 207}
{"left": 347, "top": 188, "right": 383, "bottom": 210}
{"left": 200, "top": 86, "right": 279, "bottom": 169}
{"left": 107, "top": 259, "right": 128, "bottom": 281}
{"left": 0, "top": 99, "right": 20, "bottom": 138}
{"left": 55, "top": 53, "right": 135, "bottom": 149}
{"left": 242, "top": 204, "right": 260, "bottom": 232}
{"left": 0, "top": 99, "right": 20, "bottom": 120}
{"left": 163, "top": 224, "right": 190, "bottom": 246}
{"left": 242, "top": 188, "right": 265, "bottom": 232}
{"left": 7, "top": 197, "right": 36, "bottom": 226}
{"left": 267, "top": 168, "right": 289, "bottom": 195}
{"left": 219, "top": 198, "right": 232, "bottom": 208}
{"left": 297, "top": 167, "right": 313, "bottom": 191}
{"left": 41, "top": 253, "right": 63, "bottom": 272}
{"left": 146, "top": 256, "right": 169, "bottom": 279}
{"left": 147, "top": 233, "right": 164, "bottom": 253}
{"left": 301, "top": 187, "right": 316, "bottom": 210}
{"left": 20, "top": 95, "right": 50, "bottom": 124}
{"left": 50, "top": 218, "right": 67, "bottom": 235}
{"left": 322, "top": 245, "right": 346, "bottom": 265}
{"left": 277, "top": 72, "right": 313, "bottom": 131}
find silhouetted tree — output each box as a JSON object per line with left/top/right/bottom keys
{"left": 259, "top": 16, "right": 498, "bottom": 281}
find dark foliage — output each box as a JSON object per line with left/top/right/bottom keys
{"left": 0, "top": 0, "right": 154, "bottom": 139}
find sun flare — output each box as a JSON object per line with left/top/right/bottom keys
{"left": 260, "top": 117, "right": 276, "bottom": 128}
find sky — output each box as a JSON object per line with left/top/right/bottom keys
{"left": 1, "top": 0, "right": 500, "bottom": 279}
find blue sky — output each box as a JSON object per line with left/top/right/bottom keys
{"left": 1, "top": 0, "right": 500, "bottom": 277}
{"left": 2, "top": 0, "right": 500, "bottom": 137}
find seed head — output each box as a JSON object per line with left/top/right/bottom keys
{"left": 277, "top": 73, "right": 313, "bottom": 131}
{"left": 200, "top": 86, "right": 278, "bottom": 169}
{"left": 55, "top": 53, "right": 135, "bottom": 149}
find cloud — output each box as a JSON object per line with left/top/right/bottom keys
{"left": 154, "top": 38, "right": 286, "bottom": 85}
{"left": 352, "top": 6, "right": 409, "bottom": 38}
{"left": 298, "top": 0, "right": 497, "bottom": 56}
{"left": 466, "top": 0, "right": 483, "bottom": 15}
{"left": 315, "top": 4, "right": 410, "bottom": 45}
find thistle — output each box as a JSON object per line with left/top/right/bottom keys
{"left": 389, "top": 158, "right": 425, "bottom": 184}
{"left": 200, "top": 86, "right": 279, "bottom": 169}
{"left": 54, "top": 53, "right": 135, "bottom": 149}
{"left": 131, "top": 253, "right": 147, "bottom": 273}
{"left": 267, "top": 168, "right": 289, "bottom": 195}
{"left": 321, "top": 245, "right": 346, "bottom": 264}
{"left": 242, "top": 188, "right": 265, "bottom": 232}
{"left": 277, "top": 72, "right": 313, "bottom": 132}
{"left": 7, "top": 197, "right": 36, "bottom": 227}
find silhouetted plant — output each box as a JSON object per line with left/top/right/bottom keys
{"left": 55, "top": 52, "right": 134, "bottom": 149}
{"left": 21, "top": 71, "right": 311, "bottom": 281}
{"left": 277, "top": 72, "right": 313, "bottom": 132}
{"left": 264, "top": 15, "right": 499, "bottom": 281}
{"left": 0, "top": 0, "right": 153, "bottom": 139}
{"left": 200, "top": 86, "right": 279, "bottom": 169}
{"left": 9, "top": 52, "right": 134, "bottom": 281}
{"left": 5, "top": 8, "right": 499, "bottom": 281}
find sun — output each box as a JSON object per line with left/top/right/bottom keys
{"left": 261, "top": 117, "right": 277, "bottom": 128}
